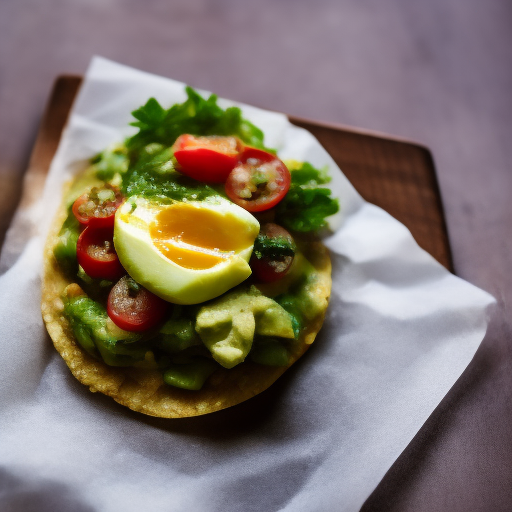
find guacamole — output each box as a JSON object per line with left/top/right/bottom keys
{"left": 46, "top": 87, "right": 338, "bottom": 406}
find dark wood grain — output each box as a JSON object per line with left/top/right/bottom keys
{"left": 32, "top": 76, "right": 453, "bottom": 271}
{"left": 289, "top": 118, "right": 453, "bottom": 270}
{"left": 16, "top": 76, "right": 82, "bottom": 212}
{"left": 26, "top": 76, "right": 82, "bottom": 180}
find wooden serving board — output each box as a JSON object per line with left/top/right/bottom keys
{"left": 31, "top": 76, "right": 453, "bottom": 271}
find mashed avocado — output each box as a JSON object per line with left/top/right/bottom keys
{"left": 196, "top": 286, "right": 294, "bottom": 368}
{"left": 60, "top": 246, "right": 327, "bottom": 387}
{"left": 53, "top": 88, "right": 337, "bottom": 392}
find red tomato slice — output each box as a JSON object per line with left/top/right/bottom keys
{"left": 250, "top": 223, "right": 295, "bottom": 282}
{"left": 107, "top": 276, "right": 169, "bottom": 332}
{"left": 173, "top": 134, "right": 243, "bottom": 183}
{"left": 72, "top": 185, "right": 123, "bottom": 229}
{"left": 225, "top": 148, "right": 291, "bottom": 212}
{"left": 76, "top": 226, "right": 125, "bottom": 281}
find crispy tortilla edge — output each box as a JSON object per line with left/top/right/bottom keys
{"left": 41, "top": 203, "right": 333, "bottom": 418}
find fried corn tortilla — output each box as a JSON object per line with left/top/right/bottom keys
{"left": 42, "top": 198, "right": 332, "bottom": 418}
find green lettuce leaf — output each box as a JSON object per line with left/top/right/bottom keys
{"left": 126, "top": 87, "right": 268, "bottom": 152}
{"left": 276, "top": 162, "right": 339, "bottom": 232}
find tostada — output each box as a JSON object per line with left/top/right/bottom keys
{"left": 41, "top": 87, "right": 338, "bottom": 417}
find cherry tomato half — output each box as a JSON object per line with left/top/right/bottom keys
{"left": 76, "top": 226, "right": 125, "bottom": 281}
{"left": 72, "top": 185, "right": 123, "bottom": 229}
{"left": 225, "top": 148, "right": 291, "bottom": 212}
{"left": 250, "top": 223, "right": 295, "bottom": 282}
{"left": 173, "top": 134, "right": 243, "bottom": 183}
{"left": 107, "top": 276, "right": 169, "bottom": 332}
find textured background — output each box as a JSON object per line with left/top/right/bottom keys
{"left": 1, "top": 1, "right": 511, "bottom": 510}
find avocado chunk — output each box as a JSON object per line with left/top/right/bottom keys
{"left": 195, "top": 286, "right": 294, "bottom": 369}
{"left": 63, "top": 292, "right": 151, "bottom": 367}
{"left": 163, "top": 359, "right": 218, "bottom": 390}
{"left": 250, "top": 338, "right": 291, "bottom": 366}
{"left": 53, "top": 210, "right": 80, "bottom": 270}
{"left": 293, "top": 269, "right": 329, "bottom": 322}
{"left": 157, "top": 306, "right": 202, "bottom": 354}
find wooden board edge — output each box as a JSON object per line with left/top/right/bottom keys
{"left": 24, "top": 75, "right": 453, "bottom": 273}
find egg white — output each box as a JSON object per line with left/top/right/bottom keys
{"left": 113, "top": 196, "right": 260, "bottom": 305}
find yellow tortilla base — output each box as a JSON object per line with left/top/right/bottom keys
{"left": 41, "top": 201, "right": 332, "bottom": 418}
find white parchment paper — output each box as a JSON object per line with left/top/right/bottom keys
{"left": 0, "top": 57, "right": 495, "bottom": 512}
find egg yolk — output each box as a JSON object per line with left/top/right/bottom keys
{"left": 149, "top": 203, "right": 255, "bottom": 270}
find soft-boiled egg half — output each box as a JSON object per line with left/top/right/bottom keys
{"left": 113, "top": 197, "right": 260, "bottom": 304}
